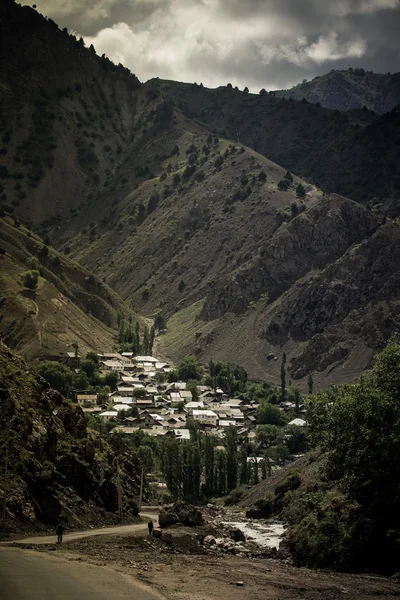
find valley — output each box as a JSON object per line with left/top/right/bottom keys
{"left": 2, "top": 0, "right": 400, "bottom": 594}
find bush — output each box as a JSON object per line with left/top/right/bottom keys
{"left": 258, "top": 171, "right": 267, "bottom": 182}
{"left": 278, "top": 180, "right": 289, "bottom": 191}
{"left": 296, "top": 183, "right": 306, "bottom": 197}
{"left": 257, "top": 401, "right": 287, "bottom": 426}
{"left": 22, "top": 270, "right": 39, "bottom": 290}
{"left": 275, "top": 472, "right": 301, "bottom": 497}
{"left": 224, "top": 486, "right": 245, "bottom": 506}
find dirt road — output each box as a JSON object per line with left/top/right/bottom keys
{"left": 11, "top": 512, "right": 158, "bottom": 545}
{"left": 0, "top": 546, "right": 164, "bottom": 600}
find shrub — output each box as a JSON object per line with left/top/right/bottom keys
{"left": 278, "top": 180, "right": 289, "bottom": 191}
{"left": 284, "top": 170, "right": 293, "bottom": 182}
{"left": 22, "top": 270, "right": 40, "bottom": 290}
{"left": 296, "top": 183, "right": 306, "bottom": 197}
{"left": 275, "top": 472, "right": 301, "bottom": 497}
{"left": 258, "top": 171, "right": 267, "bottom": 182}
{"left": 224, "top": 486, "right": 245, "bottom": 506}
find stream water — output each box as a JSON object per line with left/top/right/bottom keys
{"left": 221, "top": 520, "right": 285, "bottom": 549}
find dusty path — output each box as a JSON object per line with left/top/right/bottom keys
{"left": 10, "top": 512, "right": 159, "bottom": 545}
{"left": 0, "top": 546, "right": 164, "bottom": 600}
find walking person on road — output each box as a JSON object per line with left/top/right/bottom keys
{"left": 148, "top": 520, "right": 154, "bottom": 536}
{"left": 56, "top": 523, "right": 64, "bottom": 544}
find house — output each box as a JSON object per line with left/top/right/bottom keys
{"left": 192, "top": 410, "right": 218, "bottom": 427}
{"left": 117, "top": 386, "right": 137, "bottom": 397}
{"left": 81, "top": 407, "right": 102, "bottom": 414}
{"left": 99, "top": 410, "right": 118, "bottom": 421}
{"left": 101, "top": 360, "right": 124, "bottom": 372}
{"left": 184, "top": 401, "right": 205, "bottom": 415}
{"left": 76, "top": 394, "right": 98, "bottom": 406}
{"left": 109, "top": 396, "right": 135, "bottom": 405}
{"left": 136, "top": 398, "right": 155, "bottom": 409}
{"left": 218, "top": 419, "right": 237, "bottom": 428}
{"left": 167, "top": 382, "right": 187, "bottom": 391}
{"left": 169, "top": 391, "right": 182, "bottom": 401}
{"left": 142, "top": 413, "right": 164, "bottom": 428}
{"left": 112, "top": 404, "right": 133, "bottom": 412}
{"left": 175, "top": 429, "right": 191, "bottom": 441}
{"left": 179, "top": 390, "right": 193, "bottom": 401}
{"left": 134, "top": 356, "right": 158, "bottom": 367}
{"left": 288, "top": 418, "right": 307, "bottom": 427}
{"left": 110, "top": 426, "right": 140, "bottom": 435}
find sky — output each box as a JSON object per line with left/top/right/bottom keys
{"left": 28, "top": 0, "right": 400, "bottom": 90}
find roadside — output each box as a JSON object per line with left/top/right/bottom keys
{"left": 14, "top": 530, "right": 400, "bottom": 600}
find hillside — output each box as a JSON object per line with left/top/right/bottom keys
{"left": 0, "top": 214, "right": 136, "bottom": 360}
{"left": 1, "top": 2, "right": 400, "bottom": 385}
{"left": 157, "top": 79, "right": 400, "bottom": 210}
{"left": 274, "top": 69, "right": 400, "bottom": 114}
{"left": 0, "top": 341, "right": 141, "bottom": 532}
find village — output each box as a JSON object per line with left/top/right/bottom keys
{"left": 73, "top": 352, "right": 306, "bottom": 443}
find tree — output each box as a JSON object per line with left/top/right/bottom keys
{"left": 22, "top": 270, "right": 39, "bottom": 290}
{"left": 80, "top": 359, "right": 97, "bottom": 380}
{"left": 296, "top": 183, "right": 306, "bottom": 198}
{"left": 292, "top": 386, "right": 301, "bottom": 416}
{"left": 291, "top": 202, "right": 299, "bottom": 218}
{"left": 284, "top": 170, "right": 293, "bottom": 182}
{"left": 306, "top": 340, "right": 400, "bottom": 572}
{"left": 307, "top": 373, "right": 314, "bottom": 395}
{"left": 149, "top": 326, "right": 155, "bottom": 354}
{"left": 38, "top": 361, "right": 74, "bottom": 397}
{"left": 177, "top": 357, "right": 202, "bottom": 381}
{"left": 277, "top": 180, "right": 289, "bottom": 191}
{"left": 259, "top": 88, "right": 266, "bottom": 95}
{"left": 103, "top": 371, "right": 119, "bottom": 391}
{"left": 257, "top": 402, "right": 286, "bottom": 426}
{"left": 227, "top": 83, "right": 232, "bottom": 88}
{"left": 243, "top": 87, "right": 249, "bottom": 93}
{"left": 280, "top": 352, "right": 286, "bottom": 401}
{"left": 258, "top": 170, "right": 267, "bottom": 182}
{"left": 225, "top": 426, "right": 238, "bottom": 492}
{"left": 178, "top": 279, "right": 185, "bottom": 292}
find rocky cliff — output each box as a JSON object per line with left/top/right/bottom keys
{"left": 0, "top": 342, "right": 140, "bottom": 532}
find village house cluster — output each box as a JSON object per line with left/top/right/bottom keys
{"left": 76, "top": 353, "right": 284, "bottom": 441}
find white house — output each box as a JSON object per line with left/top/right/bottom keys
{"left": 192, "top": 410, "right": 218, "bottom": 427}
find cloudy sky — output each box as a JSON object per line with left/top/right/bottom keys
{"left": 29, "top": 0, "right": 400, "bottom": 90}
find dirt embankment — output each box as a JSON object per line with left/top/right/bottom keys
{"left": 23, "top": 529, "right": 400, "bottom": 600}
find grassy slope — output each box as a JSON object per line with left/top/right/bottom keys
{"left": 274, "top": 69, "right": 400, "bottom": 114}
{"left": 0, "top": 215, "right": 138, "bottom": 360}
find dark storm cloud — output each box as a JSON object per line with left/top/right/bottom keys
{"left": 29, "top": 0, "right": 400, "bottom": 89}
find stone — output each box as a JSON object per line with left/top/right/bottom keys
{"left": 158, "top": 508, "right": 179, "bottom": 528}
{"left": 229, "top": 528, "right": 246, "bottom": 543}
{"left": 204, "top": 535, "right": 216, "bottom": 546}
{"left": 162, "top": 532, "right": 173, "bottom": 545}
{"left": 152, "top": 529, "right": 162, "bottom": 539}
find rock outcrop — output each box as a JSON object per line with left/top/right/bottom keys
{"left": 0, "top": 342, "right": 140, "bottom": 532}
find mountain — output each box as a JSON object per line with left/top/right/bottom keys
{"left": 274, "top": 69, "right": 400, "bottom": 114}
{"left": 157, "top": 79, "right": 400, "bottom": 212}
{"left": 1, "top": 1, "right": 400, "bottom": 386}
{"left": 0, "top": 214, "right": 137, "bottom": 361}
{"left": 0, "top": 341, "right": 140, "bottom": 532}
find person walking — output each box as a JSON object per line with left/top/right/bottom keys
{"left": 148, "top": 520, "right": 154, "bottom": 536}
{"left": 56, "top": 522, "right": 64, "bottom": 544}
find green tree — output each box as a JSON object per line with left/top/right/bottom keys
{"left": 103, "top": 371, "right": 119, "bottom": 391}
{"left": 307, "top": 373, "right": 314, "bottom": 395}
{"left": 86, "top": 351, "right": 99, "bottom": 364}
{"left": 177, "top": 357, "right": 202, "bottom": 381}
{"left": 280, "top": 352, "right": 287, "bottom": 401}
{"left": 296, "top": 183, "right": 306, "bottom": 197}
{"left": 38, "top": 361, "right": 74, "bottom": 397}
{"left": 80, "top": 359, "right": 97, "bottom": 380}
{"left": 22, "top": 270, "right": 39, "bottom": 290}
{"left": 257, "top": 402, "right": 287, "bottom": 426}
{"left": 225, "top": 426, "right": 238, "bottom": 492}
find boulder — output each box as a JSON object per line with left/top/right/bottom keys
{"left": 158, "top": 508, "right": 180, "bottom": 528}
{"left": 229, "top": 528, "right": 246, "bottom": 543}
{"left": 175, "top": 502, "right": 204, "bottom": 527}
{"left": 204, "top": 535, "right": 216, "bottom": 546}
{"left": 152, "top": 529, "right": 162, "bottom": 539}
{"left": 162, "top": 532, "right": 173, "bottom": 545}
